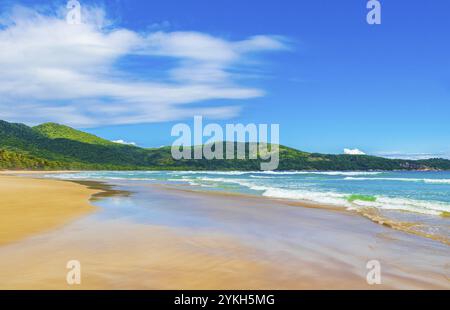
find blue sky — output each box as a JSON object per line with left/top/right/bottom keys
{"left": 0, "top": 0, "right": 449, "bottom": 158}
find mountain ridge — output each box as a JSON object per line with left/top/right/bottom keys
{"left": 33, "top": 122, "right": 121, "bottom": 147}
{"left": 1, "top": 120, "right": 449, "bottom": 171}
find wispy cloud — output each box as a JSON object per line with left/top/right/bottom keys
{"left": 0, "top": 5, "right": 289, "bottom": 127}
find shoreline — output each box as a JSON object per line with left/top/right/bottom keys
{"left": 0, "top": 170, "right": 82, "bottom": 175}
{"left": 1, "top": 168, "right": 449, "bottom": 172}
{"left": 152, "top": 183, "right": 450, "bottom": 246}
{"left": 0, "top": 172, "right": 448, "bottom": 289}
{"left": 2, "top": 170, "right": 449, "bottom": 246}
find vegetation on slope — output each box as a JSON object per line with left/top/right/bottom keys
{"left": 0, "top": 120, "right": 449, "bottom": 171}
{"left": 33, "top": 123, "right": 118, "bottom": 146}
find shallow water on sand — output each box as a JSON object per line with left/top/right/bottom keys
{"left": 46, "top": 171, "right": 450, "bottom": 244}
{"left": 46, "top": 171, "right": 450, "bottom": 217}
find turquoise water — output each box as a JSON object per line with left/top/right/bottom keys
{"left": 46, "top": 170, "right": 450, "bottom": 217}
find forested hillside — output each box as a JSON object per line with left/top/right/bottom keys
{"left": 1, "top": 120, "right": 449, "bottom": 171}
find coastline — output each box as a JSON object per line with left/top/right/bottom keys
{"left": 153, "top": 183, "right": 450, "bottom": 246}
{"left": 0, "top": 172, "right": 448, "bottom": 289}
{"left": 0, "top": 173, "right": 100, "bottom": 245}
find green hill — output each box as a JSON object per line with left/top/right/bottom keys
{"left": 33, "top": 123, "right": 119, "bottom": 146}
{"left": 0, "top": 120, "right": 449, "bottom": 171}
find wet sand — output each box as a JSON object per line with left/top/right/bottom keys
{"left": 164, "top": 184, "right": 450, "bottom": 246}
{"left": 0, "top": 175, "right": 448, "bottom": 289}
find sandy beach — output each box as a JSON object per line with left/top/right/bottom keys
{"left": 0, "top": 173, "right": 98, "bottom": 245}
{"left": 0, "top": 173, "right": 448, "bottom": 289}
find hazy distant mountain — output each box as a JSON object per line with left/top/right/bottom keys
{"left": 0, "top": 120, "right": 449, "bottom": 171}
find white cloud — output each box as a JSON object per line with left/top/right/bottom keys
{"left": 344, "top": 148, "right": 366, "bottom": 155}
{"left": 112, "top": 139, "right": 136, "bottom": 146}
{"left": 0, "top": 5, "right": 289, "bottom": 127}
